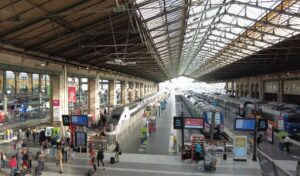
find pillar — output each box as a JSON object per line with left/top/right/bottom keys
{"left": 121, "top": 81, "right": 127, "bottom": 104}
{"left": 108, "top": 80, "right": 116, "bottom": 107}
{"left": 28, "top": 73, "right": 33, "bottom": 95}
{"left": 50, "top": 66, "right": 68, "bottom": 130}
{"left": 278, "top": 79, "right": 283, "bottom": 103}
{"left": 15, "top": 72, "right": 19, "bottom": 95}
{"left": 135, "top": 82, "right": 140, "bottom": 99}
{"left": 140, "top": 83, "right": 144, "bottom": 98}
{"left": 259, "top": 78, "right": 264, "bottom": 100}
{"left": 130, "top": 82, "right": 136, "bottom": 101}
{"left": 88, "top": 75, "right": 100, "bottom": 122}
{"left": 2, "top": 71, "right": 8, "bottom": 121}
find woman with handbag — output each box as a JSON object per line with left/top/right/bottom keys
{"left": 113, "top": 141, "right": 121, "bottom": 162}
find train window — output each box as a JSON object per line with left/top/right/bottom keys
{"left": 287, "top": 117, "right": 300, "bottom": 123}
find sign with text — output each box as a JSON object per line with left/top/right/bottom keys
{"left": 68, "top": 86, "right": 77, "bottom": 103}
{"left": 233, "top": 135, "right": 247, "bottom": 160}
{"left": 53, "top": 100, "right": 60, "bottom": 122}
{"left": 62, "top": 115, "right": 70, "bottom": 126}
{"left": 75, "top": 132, "right": 87, "bottom": 147}
{"left": 71, "top": 115, "right": 88, "bottom": 126}
{"left": 267, "top": 124, "right": 274, "bottom": 144}
{"left": 234, "top": 118, "right": 256, "bottom": 131}
{"left": 257, "top": 119, "right": 268, "bottom": 131}
{"left": 184, "top": 118, "right": 204, "bottom": 129}
{"left": 173, "top": 117, "right": 183, "bottom": 129}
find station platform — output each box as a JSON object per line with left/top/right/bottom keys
{"left": 0, "top": 92, "right": 264, "bottom": 176}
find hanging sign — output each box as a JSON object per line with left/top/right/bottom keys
{"left": 68, "top": 86, "right": 77, "bottom": 103}
{"left": 53, "top": 100, "right": 60, "bottom": 122}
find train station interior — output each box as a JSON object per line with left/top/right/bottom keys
{"left": 0, "top": 0, "right": 300, "bottom": 176}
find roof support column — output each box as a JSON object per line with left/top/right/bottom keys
{"left": 15, "top": 72, "right": 20, "bottom": 96}
{"left": 50, "top": 65, "right": 68, "bottom": 133}
{"left": 108, "top": 80, "right": 116, "bottom": 109}
{"left": 140, "top": 83, "right": 144, "bottom": 98}
{"left": 120, "top": 81, "right": 128, "bottom": 105}
{"left": 129, "top": 82, "right": 136, "bottom": 102}
{"left": 88, "top": 74, "right": 100, "bottom": 123}
{"left": 28, "top": 73, "right": 33, "bottom": 96}
{"left": 259, "top": 78, "right": 264, "bottom": 100}
{"left": 2, "top": 71, "right": 8, "bottom": 122}
{"left": 278, "top": 79, "right": 283, "bottom": 103}
{"left": 135, "top": 82, "right": 140, "bottom": 99}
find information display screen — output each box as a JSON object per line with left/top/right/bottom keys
{"left": 173, "top": 117, "right": 183, "bottom": 129}
{"left": 257, "top": 119, "right": 268, "bottom": 131}
{"left": 75, "top": 132, "right": 87, "bottom": 147}
{"left": 62, "top": 115, "right": 70, "bottom": 126}
{"left": 71, "top": 115, "right": 88, "bottom": 126}
{"left": 234, "top": 136, "right": 247, "bottom": 160}
{"left": 234, "top": 118, "right": 256, "bottom": 131}
{"left": 184, "top": 118, "right": 204, "bottom": 129}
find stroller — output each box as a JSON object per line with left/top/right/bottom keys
{"left": 204, "top": 150, "right": 217, "bottom": 171}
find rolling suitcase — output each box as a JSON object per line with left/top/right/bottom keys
{"left": 110, "top": 157, "right": 115, "bottom": 164}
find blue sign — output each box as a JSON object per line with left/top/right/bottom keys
{"left": 234, "top": 118, "right": 256, "bottom": 131}
{"left": 71, "top": 115, "right": 88, "bottom": 126}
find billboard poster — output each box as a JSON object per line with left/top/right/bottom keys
{"left": 267, "top": 124, "right": 274, "bottom": 144}
{"left": 184, "top": 118, "right": 204, "bottom": 129}
{"left": 68, "top": 86, "right": 77, "bottom": 103}
{"left": 277, "top": 116, "right": 284, "bottom": 131}
{"left": 75, "top": 132, "right": 87, "bottom": 147}
{"left": 234, "top": 135, "right": 247, "bottom": 160}
{"left": 53, "top": 100, "right": 60, "bottom": 122}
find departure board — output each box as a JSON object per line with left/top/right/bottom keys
{"left": 234, "top": 118, "right": 256, "bottom": 131}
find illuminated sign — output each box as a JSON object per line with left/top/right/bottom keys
{"left": 62, "top": 115, "right": 70, "bottom": 126}
{"left": 184, "top": 118, "right": 204, "bottom": 129}
{"left": 234, "top": 135, "right": 247, "bottom": 160}
{"left": 173, "top": 117, "right": 183, "bottom": 129}
{"left": 71, "top": 115, "right": 88, "bottom": 126}
{"left": 234, "top": 118, "right": 256, "bottom": 131}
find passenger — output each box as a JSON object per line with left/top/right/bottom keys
{"left": 25, "top": 128, "right": 31, "bottom": 144}
{"left": 62, "top": 147, "right": 68, "bottom": 163}
{"left": 38, "top": 149, "right": 46, "bottom": 174}
{"left": 8, "top": 155, "right": 17, "bottom": 176}
{"left": 56, "top": 146, "right": 63, "bottom": 174}
{"left": 97, "top": 146, "right": 105, "bottom": 169}
{"left": 284, "top": 136, "right": 290, "bottom": 153}
{"left": 65, "top": 130, "right": 71, "bottom": 146}
{"left": 113, "top": 141, "right": 120, "bottom": 162}
{"left": 32, "top": 130, "right": 36, "bottom": 142}
{"left": 0, "top": 150, "right": 7, "bottom": 168}
{"left": 257, "top": 134, "right": 263, "bottom": 148}
{"left": 16, "top": 149, "right": 23, "bottom": 172}
{"left": 90, "top": 149, "right": 96, "bottom": 172}
{"left": 195, "top": 143, "right": 202, "bottom": 163}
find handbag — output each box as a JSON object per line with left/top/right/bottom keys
{"left": 119, "top": 151, "right": 122, "bottom": 155}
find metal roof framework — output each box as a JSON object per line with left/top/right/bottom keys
{"left": 137, "top": 0, "right": 300, "bottom": 81}
{"left": 0, "top": 0, "right": 300, "bottom": 82}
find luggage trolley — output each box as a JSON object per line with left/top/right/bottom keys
{"left": 204, "top": 149, "right": 217, "bottom": 171}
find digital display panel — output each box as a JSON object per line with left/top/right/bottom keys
{"left": 71, "top": 115, "right": 88, "bottom": 126}
{"left": 234, "top": 118, "right": 256, "bottom": 131}
{"left": 173, "top": 117, "right": 183, "bottom": 129}
{"left": 75, "top": 132, "right": 87, "bottom": 147}
{"left": 257, "top": 119, "right": 268, "bottom": 131}
{"left": 62, "top": 115, "right": 70, "bottom": 126}
{"left": 184, "top": 118, "right": 204, "bottom": 129}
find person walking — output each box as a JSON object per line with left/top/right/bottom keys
{"left": 97, "top": 146, "right": 105, "bottom": 169}
{"left": 113, "top": 141, "right": 120, "bottom": 162}
{"left": 32, "top": 130, "right": 36, "bottom": 143}
{"left": 16, "top": 149, "right": 23, "bottom": 172}
{"left": 37, "top": 149, "right": 46, "bottom": 174}
{"left": 56, "top": 147, "right": 63, "bottom": 174}
{"left": 25, "top": 128, "right": 31, "bottom": 144}
{"left": 90, "top": 149, "right": 96, "bottom": 172}
{"left": 257, "top": 134, "right": 263, "bottom": 148}
{"left": 0, "top": 150, "right": 7, "bottom": 169}
{"left": 65, "top": 130, "right": 71, "bottom": 146}
{"left": 8, "top": 155, "right": 17, "bottom": 176}
{"left": 284, "top": 136, "right": 290, "bottom": 153}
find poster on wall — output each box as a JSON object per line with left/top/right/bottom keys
{"left": 68, "top": 86, "right": 77, "bottom": 103}
{"left": 233, "top": 135, "right": 248, "bottom": 160}
{"left": 53, "top": 100, "right": 60, "bottom": 122}
{"left": 184, "top": 118, "right": 204, "bottom": 129}
{"left": 75, "top": 132, "right": 87, "bottom": 147}
{"left": 267, "top": 124, "right": 274, "bottom": 144}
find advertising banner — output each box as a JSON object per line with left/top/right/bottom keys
{"left": 234, "top": 135, "right": 248, "bottom": 160}
{"left": 53, "top": 100, "right": 60, "bottom": 122}
{"left": 68, "top": 86, "right": 77, "bottom": 103}
{"left": 267, "top": 124, "right": 274, "bottom": 144}
{"left": 184, "top": 118, "right": 204, "bottom": 129}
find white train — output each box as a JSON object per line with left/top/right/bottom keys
{"left": 104, "top": 92, "right": 163, "bottom": 136}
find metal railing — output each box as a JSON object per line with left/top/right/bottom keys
{"left": 257, "top": 149, "right": 294, "bottom": 176}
